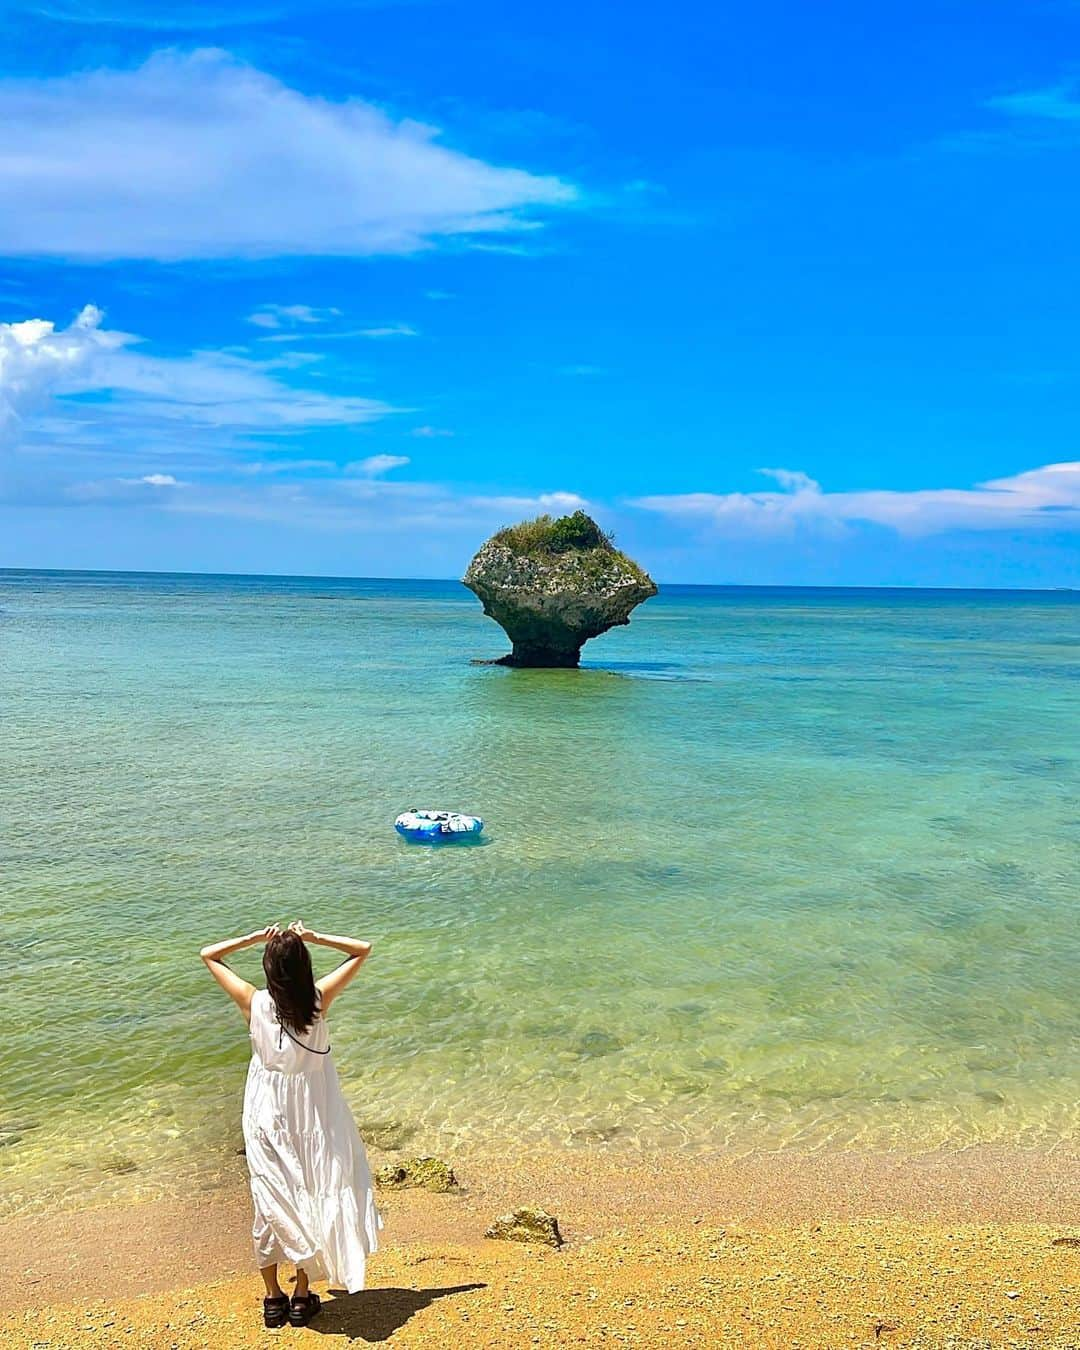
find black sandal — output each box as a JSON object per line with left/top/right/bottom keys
{"left": 263, "top": 1294, "right": 290, "bottom": 1329}
{"left": 289, "top": 1291, "right": 321, "bottom": 1327}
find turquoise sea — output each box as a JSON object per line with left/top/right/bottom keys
{"left": 1, "top": 570, "right": 1078, "bottom": 1214}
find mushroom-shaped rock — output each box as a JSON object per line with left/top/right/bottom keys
{"left": 463, "top": 511, "right": 657, "bottom": 668}
{"left": 484, "top": 1206, "right": 563, "bottom": 1247}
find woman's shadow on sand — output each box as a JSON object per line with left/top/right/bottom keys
{"left": 312, "top": 1283, "right": 487, "bottom": 1342}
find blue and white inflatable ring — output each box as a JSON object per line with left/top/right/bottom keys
{"left": 395, "top": 809, "right": 484, "bottom": 843}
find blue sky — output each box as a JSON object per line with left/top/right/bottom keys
{"left": 1, "top": 1, "right": 1078, "bottom": 584}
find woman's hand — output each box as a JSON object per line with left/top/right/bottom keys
{"left": 202, "top": 925, "right": 278, "bottom": 963}
{"left": 199, "top": 928, "right": 277, "bottom": 1021}
{"left": 289, "top": 919, "right": 316, "bottom": 944}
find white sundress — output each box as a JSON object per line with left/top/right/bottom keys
{"left": 242, "top": 988, "right": 382, "bottom": 1292}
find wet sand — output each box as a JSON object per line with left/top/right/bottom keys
{"left": 2, "top": 1145, "right": 1077, "bottom": 1347}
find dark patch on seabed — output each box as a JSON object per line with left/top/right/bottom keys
{"left": 1013, "top": 754, "right": 1074, "bottom": 776}
{"left": 586, "top": 659, "right": 682, "bottom": 672}
{"left": 580, "top": 660, "right": 709, "bottom": 681}
{"left": 978, "top": 860, "right": 1029, "bottom": 888}
{"left": 357, "top": 1120, "right": 417, "bottom": 1151}
{"left": 573, "top": 1030, "right": 625, "bottom": 1058}
{"left": 568, "top": 1122, "right": 622, "bottom": 1143}
{"left": 634, "top": 861, "right": 684, "bottom": 884}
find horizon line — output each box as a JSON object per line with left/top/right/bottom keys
{"left": 0, "top": 565, "right": 1075, "bottom": 594}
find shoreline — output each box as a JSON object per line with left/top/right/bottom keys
{"left": 2, "top": 1143, "right": 1077, "bottom": 1345}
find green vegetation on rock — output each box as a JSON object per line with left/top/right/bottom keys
{"left": 492, "top": 511, "right": 650, "bottom": 586}
{"left": 495, "top": 509, "right": 610, "bottom": 555}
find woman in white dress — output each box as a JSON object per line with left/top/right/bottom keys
{"left": 199, "top": 919, "right": 382, "bottom": 1329}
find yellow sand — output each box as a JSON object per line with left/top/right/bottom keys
{"left": 2, "top": 1147, "right": 1077, "bottom": 1348}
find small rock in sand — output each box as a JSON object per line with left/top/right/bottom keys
{"left": 485, "top": 1206, "right": 563, "bottom": 1247}
{"left": 375, "top": 1156, "right": 458, "bottom": 1193}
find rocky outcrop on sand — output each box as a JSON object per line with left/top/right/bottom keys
{"left": 375, "top": 1156, "right": 459, "bottom": 1193}
{"left": 463, "top": 511, "right": 657, "bottom": 668}
{"left": 484, "top": 1207, "right": 563, "bottom": 1247}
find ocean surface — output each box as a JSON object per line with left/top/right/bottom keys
{"left": 1, "top": 570, "right": 1078, "bottom": 1215}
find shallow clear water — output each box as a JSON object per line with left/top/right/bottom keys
{"left": 1, "top": 570, "right": 1078, "bottom": 1213}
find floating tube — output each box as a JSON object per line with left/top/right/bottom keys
{"left": 395, "top": 809, "right": 484, "bottom": 843}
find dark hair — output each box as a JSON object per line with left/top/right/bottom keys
{"left": 263, "top": 931, "right": 318, "bottom": 1034}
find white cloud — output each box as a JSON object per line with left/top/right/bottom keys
{"left": 68, "top": 471, "right": 188, "bottom": 501}
{"left": 13, "top": 1, "right": 311, "bottom": 30}
{"left": 1, "top": 307, "right": 597, "bottom": 534}
{"left": 758, "top": 467, "right": 820, "bottom": 493}
{"left": 356, "top": 324, "right": 418, "bottom": 339}
{"left": 346, "top": 454, "right": 410, "bottom": 477}
{"left": 238, "top": 458, "right": 336, "bottom": 475}
{"left": 247, "top": 304, "right": 341, "bottom": 330}
{"left": 0, "top": 49, "right": 578, "bottom": 260}
{"left": 258, "top": 322, "right": 419, "bottom": 344}
{"left": 224, "top": 485, "right": 583, "bottom": 534}
{"left": 632, "top": 463, "right": 1080, "bottom": 536}
{"left": 0, "top": 304, "right": 112, "bottom": 438}
{"left": 476, "top": 490, "right": 589, "bottom": 516}
{"left": 411, "top": 425, "right": 454, "bottom": 438}
{"left": 987, "top": 86, "right": 1080, "bottom": 122}
{"left": 135, "top": 472, "right": 182, "bottom": 486}
{"left": 42, "top": 474, "right": 590, "bottom": 537}
{"left": 0, "top": 304, "right": 393, "bottom": 451}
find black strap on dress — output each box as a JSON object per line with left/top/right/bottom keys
{"left": 272, "top": 994, "right": 332, "bottom": 1054}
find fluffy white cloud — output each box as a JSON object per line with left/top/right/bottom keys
{"left": 0, "top": 305, "right": 114, "bottom": 438}
{"left": 0, "top": 304, "right": 392, "bottom": 451}
{"left": 758, "top": 467, "right": 819, "bottom": 493}
{"left": 412, "top": 425, "right": 454, "bottom": 438}
{"left": 347, "top": 454, "right": 410, "bottom": 478}
{"left": 475, "top": 490, "right": 589, "bottom": 516}
{"left": 632, "top": 463, "right": 1080, "bottom": 536}
{"left": 0, "top": 305, "right": 592, "bottom": 535}
{"left": 134, "top": 473, "right": 183, "bottom": 486}
{"left": 0, "top": 49, "right": 577, "bottom": 260}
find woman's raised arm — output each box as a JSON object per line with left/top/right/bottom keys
{"left": 289, "top": 920, "right": 372, "bottom": 1012}
{"left": 200, "top": 925, "right": 278, "bottom": 1022}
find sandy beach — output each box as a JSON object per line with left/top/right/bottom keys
{"left": 3, "top": 1145, "right": 1077, "bottom": 1348}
